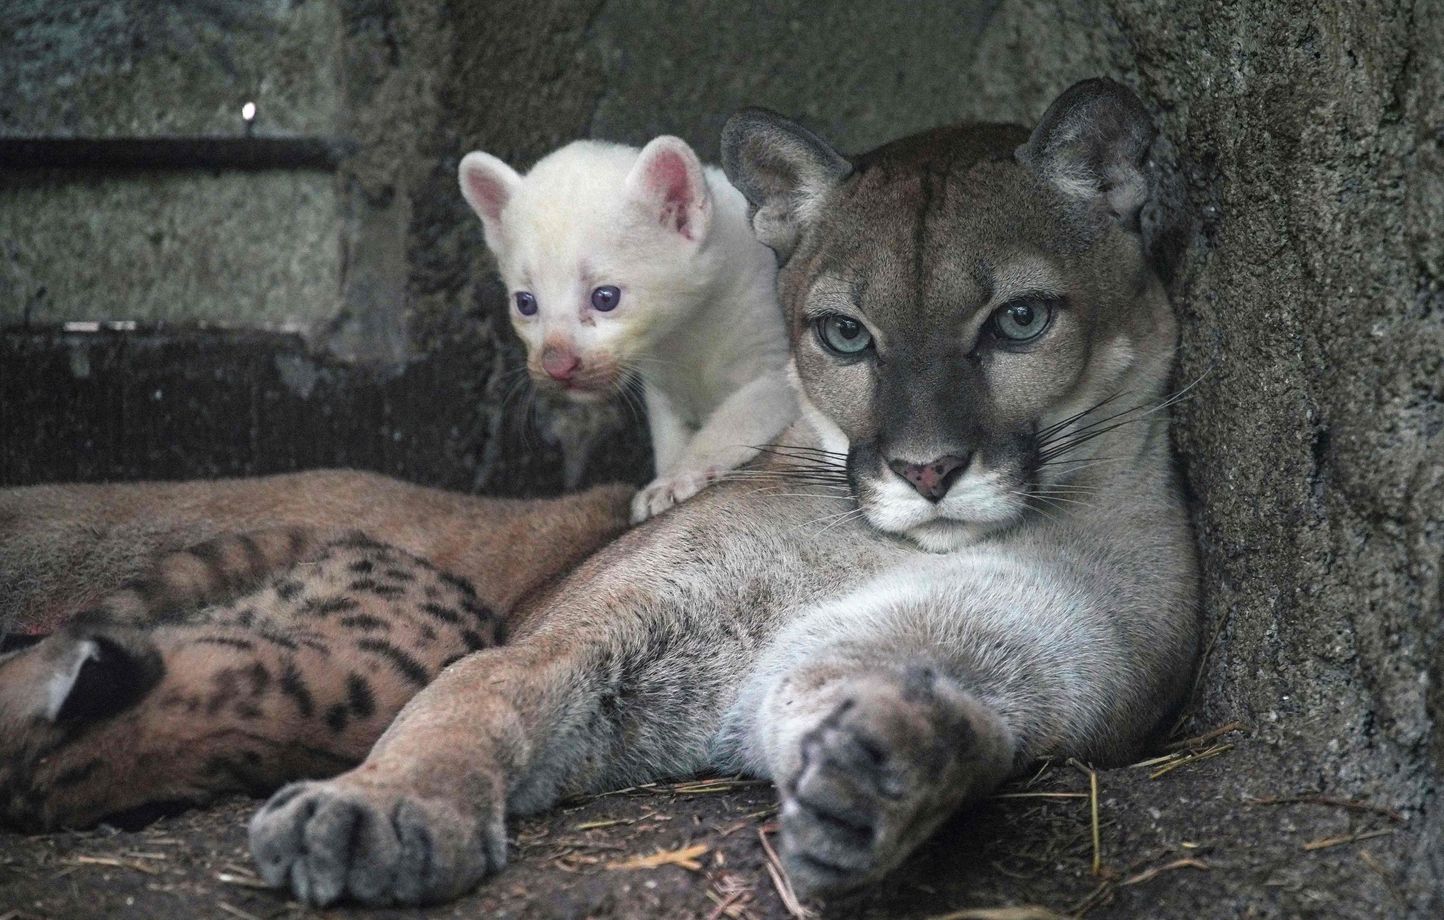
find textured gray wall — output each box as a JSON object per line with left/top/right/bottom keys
{"left": 952, "top": 2, "right": 1442, "bottom": 911}
{"left": 0, "top": 0, "right": 345, "bottom": 327}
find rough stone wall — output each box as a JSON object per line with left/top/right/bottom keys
{"left": 958, "top": 1, "right": 1442, "bottom": 911}
{"left": 0, "top": 0, "right": 345, "bottom": 328}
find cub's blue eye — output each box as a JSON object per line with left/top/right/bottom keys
{"left": 514, "top": 291, "right": 538, "bottom": 316}
{"left": 590, "top": 285, "right": 621, "bottom": 312}
{"left": 989, "top": 299, "right": 1053, "bottom": 342}
{"left": 815, "top": 314, "right": 873, "bottom": 356}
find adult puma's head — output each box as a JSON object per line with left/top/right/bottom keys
{"left": 722, "top": 80, "right": 1177, "bottom": 551}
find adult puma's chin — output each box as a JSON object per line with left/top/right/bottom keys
{"left": 851, "top": 451, "right": 1028, "bottom": 551}
{"left": 858, "top": 483, "right": 1024, "bottom": 552}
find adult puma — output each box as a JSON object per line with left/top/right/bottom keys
{"left": 247, "top": 79, "right": 1198, "bottom": 905}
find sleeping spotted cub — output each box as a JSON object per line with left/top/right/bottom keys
{"left": 0, "top": 473, "right": 632, "bottom": 831}
{"left": 0, "top": 533, "right": 497, "bottom": 831}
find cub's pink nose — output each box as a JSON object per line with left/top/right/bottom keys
{"left": 541, "top": 346, "right": 581, "bottom": 382}
{"left": 888, "top": 454, "right": 970, "bottom": 502}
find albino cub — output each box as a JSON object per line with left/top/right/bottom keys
{"left": 459, "top": 138, "right": 795, "bottom": 522}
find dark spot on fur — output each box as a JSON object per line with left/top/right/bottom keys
{"left": 245, "top": 661, "right": 270, "bottom": 694}
{"left": 302, "top": 595, "right": 360, "bottom": 616}
{"left": 419, "top": 602, "right": 462, "bottom": 624}
{"left": 237, "top": 533, "right": 267, "bottom": 576}
{"left": 295, "top": 635, "right": 332, "bottom": 655}
{"left": 194, "top": 635, "right": 254, "bottom": 651}
{"left": 439, "top": 571, "right": 478, "bottom": 597}
{"left": 186, "top": 540, "right": 223, "bottom": 567}
{"left": 256, "top": 629, "right": 298, "bottom": 651}
{"left": 287, "top": 527, "right": 309, "bottom": 557}
{"left": 356, "top": 638, "right": 429, "bottom": 687}
{"left": 324, "top": 703, "right": 349, "bottom": 733}
{"left": 338, "top": 613, "right": 389, "bottom": 632}
{"left": 461, "top": 629, "right": 489, "bottom": 651}
{"left": 461, "top": 598, "right": 496, "bottom": 623}
{"left": 383, "top": 567, "right": 416, "bottom": 582}
{"left": 279, "top": 660, "right": 315, "bottom": 717}
{"left": 235, "top": 702, "right": 262, "bottom": 720}
{"left": 346, "top": 673, "right": 376, "bottom": 719}
{"left": 273, "top": 579, "right": 303, "bottom": 602}
{"left": 350, "top": 579, "right": 403, "bottom": 598}
{"left": 207, "top": 669, "right": 240, "bottom": 715}
{"left": 419, "top": 624, "right": 437, "bottom": 642}
{"left": 337, "top": 532, "right": 386, "bottom": 551}
{"left": 349, "top": 558, "right": 375, "bottom": 574}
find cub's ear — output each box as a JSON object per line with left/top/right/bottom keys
{"left": 626, "top": 136, "right": 713, "bottom": 243}
{"left": 458, "top": 151, "right": 523, "bottom": 249}
{"left": 46, "top": 634, "right": 164, "bottom": 724}
{"left": 721, "top": 108, "right": 851, "bottom": 260}
{"left": 1017, "top": 78, "right": 1155, "bottom": 229}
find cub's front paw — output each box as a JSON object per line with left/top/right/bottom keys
{"left": 778, "top": 666, "right": 1008, "bottom": 898}
{"left": 630, "top": 466, "right": 725, "bottom": 523}
{"left": 248, "top": 777, "right": 505, "bottom": 906}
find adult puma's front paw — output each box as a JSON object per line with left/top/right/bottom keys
{"left": 630, "top": 466, "right": 725, "bottom": 522}
{"left": 248, "top": 776, "right": 505, "bottom": 906}
{"left": 777, "top": 666, "right": 1009, "bottom": 898}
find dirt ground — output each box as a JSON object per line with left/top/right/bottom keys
{"left": 0, "top": 726, "right": 1420, "bottom": 919}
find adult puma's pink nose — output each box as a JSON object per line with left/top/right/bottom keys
{"left": 541, "top": 346, "right": 581, "bottom": 382}
{"left": 888, "top": 454, "right": 970, "bottom": 502}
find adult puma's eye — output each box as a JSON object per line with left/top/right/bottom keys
{"left": 815, "top": 314, "right": 874, "bottom": 356}
{"left": 590, "top": 285, "right": 621, "bottom": 312}
{"left": 514, "top": 291, "right": 538, "bottom": 317}
{"left": 989, "top": 299, "right": 1053, "bottom": 342}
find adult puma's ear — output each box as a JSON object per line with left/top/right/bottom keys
{"left": 721, "top": 108, "right": 851, "bottom": 260}
{"left": 48, "top": 633, "right": 164, "bottom": 724}
{"left": 1017, "top": 78, "right": 1155, "bottom": 229}
{"left": 458, "top": 151, "right": 523, "bottom": 249}
{"left": 626, "top": 136, "right": 712, "bottom": 243}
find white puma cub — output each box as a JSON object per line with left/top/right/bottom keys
{"left": 458, "top": 138, "right": 795, "bottom": 522}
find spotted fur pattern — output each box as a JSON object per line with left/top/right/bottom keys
{"left": 0, "top": 533, "right": 501, "bottom": 831}
{"left": 0, "top": 474, "right": 634, "bottom": 832}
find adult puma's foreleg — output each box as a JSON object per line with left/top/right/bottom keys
{"left": 247, "top": 487, "right": 868, "bottom": 906}
{"left": 736, "top": 550, "right": 1194, "bottom": 897}
{"left": 758, "top": 655, "right": 1013, "bottom": 896}
{"left": 248, "top": 627, "right": 726, "bottom": 906}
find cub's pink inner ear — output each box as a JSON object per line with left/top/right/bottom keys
{"left": 458, "top": 152, "right": 521, "bottom": 234}
{"left": 632, "top": 140, "right": 710, "bottom": 242}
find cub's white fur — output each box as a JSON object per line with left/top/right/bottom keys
{"left": 458, "top": 138, "right": 795, "bottom": 522}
